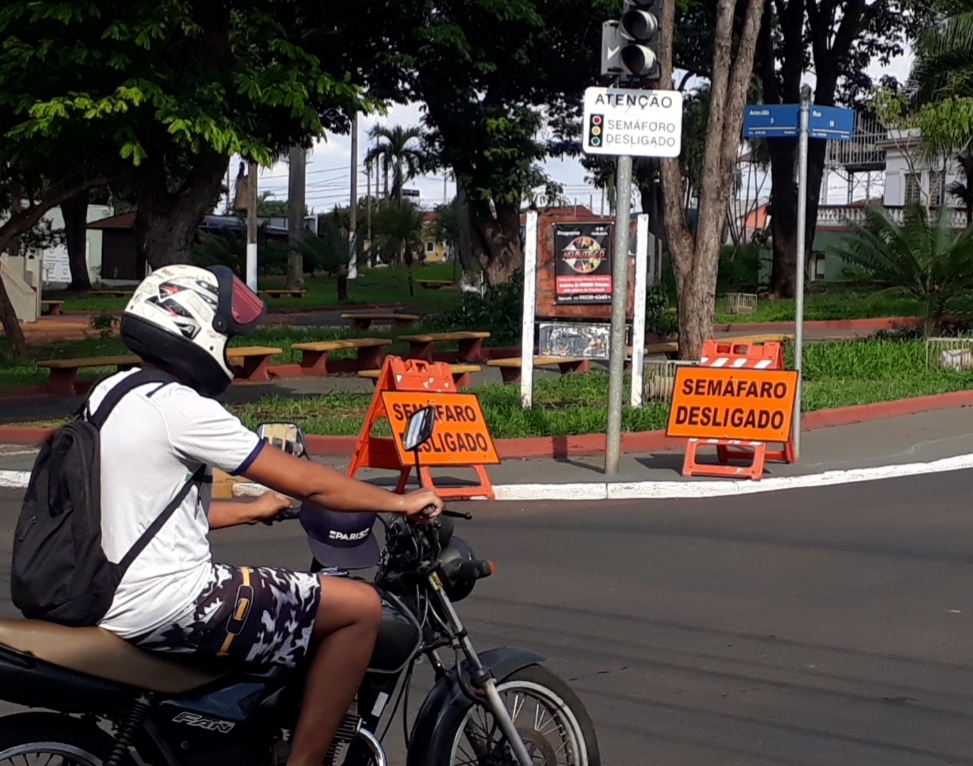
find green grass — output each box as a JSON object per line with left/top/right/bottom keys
{"left": 46, "top": 263, "right": 464, "bottom": 313}
{"left": 713, "top": 287, "right": 973, "bottom": 324}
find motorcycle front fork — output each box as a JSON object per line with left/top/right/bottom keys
{"left": 429, "top": 576, "right": 533, "bottom": 766}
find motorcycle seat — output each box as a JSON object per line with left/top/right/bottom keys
{"left": 0, "top": 619, "right": 229, "bottom": 694}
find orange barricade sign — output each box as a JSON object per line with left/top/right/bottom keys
{"left": 346, "top": 356, "right": 496, "bottom": 500}
{"left": 383, "top": 392, "right": 500, "bottom": 466}
{"left": 666, "top": 367, "right": 798, "bottom": 442}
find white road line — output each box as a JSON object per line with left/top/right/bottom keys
{"left": 0, "top": 471, "right": 31, "bottom": 489}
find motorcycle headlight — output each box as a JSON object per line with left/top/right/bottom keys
{"left": 437, "top": 536, "right": 478, "bottom": 602}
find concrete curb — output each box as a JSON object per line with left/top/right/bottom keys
{"left": 2, "top": 389, "right": 973, "bottom": 459}
{"left": 713, "top": 317, "right": 921, "bottom": 333}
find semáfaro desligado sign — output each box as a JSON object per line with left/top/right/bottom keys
{"left": 583, "top": 87, "right": 684, "bottom": 158}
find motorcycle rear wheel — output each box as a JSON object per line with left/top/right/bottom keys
{"left": 441, "top": 665, "right": 600, "bottom": 766}
{"left": 0, "top": 712, "right": 121, "bottom": 766}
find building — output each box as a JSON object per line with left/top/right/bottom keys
{"left": 420, "top": 212, "right": 449, "bottom": 263}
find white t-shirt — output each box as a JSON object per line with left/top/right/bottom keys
{"left": 91, "top": 370, "right": 263, "bottom": 639}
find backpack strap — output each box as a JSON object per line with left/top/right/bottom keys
{"left": 117, "top": 464, "right": 207, "bottom": 577}
{"left": 87, "top": 368, "right": 178, "bottom": 430}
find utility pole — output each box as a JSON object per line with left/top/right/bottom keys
{"left": 604, "top": 155, "right": 633, "bottom": 475}
{"left": 349, "top": 113, "right": 359, "bottom": 279}
{"left": 366, "top": 158, "right": 372, "bottom": 252}
{"left": 246, "top": 160, "right": 258, "bottom": 292}
{"left": 793, "top": 84, "right": 811, "bottom": 460}
{"left": 287, "top": 146, "right": 306, "bottom": 289}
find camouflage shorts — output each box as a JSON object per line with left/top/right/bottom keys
{"left": 135, "top": 564, "right": 321, "bottom": 668}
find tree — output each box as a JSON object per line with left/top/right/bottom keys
{"left": 755, "top": 0, "right": 932, "bottom": 297}
{"left": 365, "top": 125, "right": 426, "bottom": 204}
{"left": 830, "top": 204, "right": 973, "bottom": 335}
{"left": 659, "top": 0, "right": 766, "bottom": 360}
{"left": 911, "top": 0, "right": 973, "bottom": 103}
{"left": 2, "top": 1, "right": 368, "bottom": 271}
{"left": 405, "top": 0, "right": 609, "bottom": 284}
{"left": 61, "top": 192, "right": 91, "bottom": 291}
{"left": 372, "top": 201, "right": 425, "bottom": 293}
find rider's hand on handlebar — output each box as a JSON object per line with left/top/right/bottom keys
{"left": 247, "top": 491, "right": 292, "bottom": 525}
{"left": 399, "top": 488, "right": 443, "bottom": 523}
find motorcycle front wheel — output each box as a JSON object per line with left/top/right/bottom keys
{"left": 442, "top": 665, "right": 600, "bottom": 766}
{"left": 0, "top": 712, "right": 120, "bottom": 766}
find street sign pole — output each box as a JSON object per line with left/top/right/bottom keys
{"left": 605, "top": 154, "right": 633, "bottom": 475}
{"left": 793, "top": 86, "right": 811, "bottom": 461}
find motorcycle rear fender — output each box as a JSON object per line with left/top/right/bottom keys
{"left": 406, "top": 648, "right": 544, "bottom": 766}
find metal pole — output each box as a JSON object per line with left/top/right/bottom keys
{"left": 520, "top": 211, "right": 539, "bottom": 408}
{"left": 246, "top": 160, "right": 258, "bottom": 292}
{"left": 630, "top": 214, "right": 649, "bottom": 408}
{"left": 605, "top": 154, "right": 633, "bottom": 474}
{"left": 348, "top": 112, "right": 359, "bottom": 280}
{"left": 793, "top": 86, "right": 811, "bottom": 461}
{"left": 366, "top": 159, "right": 372, "bottom": 249}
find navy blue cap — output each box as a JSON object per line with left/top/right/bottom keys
{"left": 300, "top": 502, "right": 380, "bottom": 570}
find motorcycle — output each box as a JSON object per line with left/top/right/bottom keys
{"left": 0, "top": 407, "right": 600, "bottom": 766}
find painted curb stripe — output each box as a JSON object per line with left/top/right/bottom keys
{"left": 0, "top": 471, "right": 30, "bottom": 489}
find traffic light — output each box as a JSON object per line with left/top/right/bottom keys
{"left": 619, "top": 0, "right": 661, "bottom": 81}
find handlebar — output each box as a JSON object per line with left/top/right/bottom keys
{"left": 440, "top": 557, "right": 494, "bottom": 582}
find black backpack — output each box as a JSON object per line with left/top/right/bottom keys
{"left": 11, "top": 368, "right": 204, "bottom": 627}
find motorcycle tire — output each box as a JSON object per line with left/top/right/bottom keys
{"left": 439, "top": 664, "right": 601, "bottom": 766}
{"left": 0, "top": 712, "right": 125, "bottom": 766}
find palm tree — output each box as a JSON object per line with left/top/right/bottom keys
{"left": 912, "top": 0, "right": 973, "bottom": 103}
{"left": 365, "top": 125, "right": 426, "bottom": 204}
{"left": 373, "top": 201, "right": 426, "bottom": 294}
{"left": 830, "top": 204, "right": 973, "bottom": 335}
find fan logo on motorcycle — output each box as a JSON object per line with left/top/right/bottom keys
{"left": 171, "top": 712, "right": 235, "bottom": 733}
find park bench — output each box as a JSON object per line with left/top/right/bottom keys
{"left": 415, "top": 279, "right": 453, "bottom": 290}
{"left": 340, "top": 312, "right": 419, "bottom": 330}
{"left": 644, "top": 341, "right": 680, "bottom": 359}
{"left": 40, "top": 300, "right": 64, "bottom": 316}
{"left": 723, "top": 333, "right": 794, "bottom": 344}
{"left": 91, "top": 290, "right": 133, "bottom": 298}
{"left": 487, "top": 356, "right": 589, "bottom": 384}
{"left": 399, "top": 331, "right": 491, "bottom": 363}
{"left": 260, "top": 289, "right": 305, "bottom": 299}
{"left": 291, "top": 338, "right": 392, "bottom": 375}
{"left": 359, "top": 364, "right": 481, "bottom": 388}
{"left": 225, "top": 346, "right": 283, "bottom": 382}
{"left": 37, "top": 355, "right": 141, "bottom": 396}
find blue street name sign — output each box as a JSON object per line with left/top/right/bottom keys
{"left": 808, "top": 106, "right": 854, "bottom": 141}
{"left": 742, "top": 105, "right": 798, "bottom": 138}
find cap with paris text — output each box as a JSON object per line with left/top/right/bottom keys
{"left": 299, "top": 502, "right": 380, "bottom": 570}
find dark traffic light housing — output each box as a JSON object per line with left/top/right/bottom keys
{"left": 619, "top": 0, "right": 661, "bottom": 81}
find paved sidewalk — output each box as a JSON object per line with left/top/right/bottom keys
{"left": 4, "top": 407, "right": 973, "bottom": 487}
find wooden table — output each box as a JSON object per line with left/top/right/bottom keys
{"left": 360, "top": 364, "right": 480, "bottom": 388}
{"left": 40, "top": 300, "right": 64, "bottom": 316}
{"left": 643, "top": 342, "right": 680, "bottom": 359}
{"left": 723, "top": 333, "right": 794, "bottom": 344}
{"left": 340, "top": 312, "right": 419, "bottom": 330}
{"left": 399, "top": 331, "right": 491, "bottom": 363}
{"left": 487, "top": 356, "right": 589, "bottom": 384}
{"left": 91, "top": 290, "right": 133, "bottom": 298}
{"left": 415, "top": 279, "right": 453, "bottom": 290}
{"left": 225, "top": 346, "right": 283, "bottom": 382}
{"left": 291, "top": 338, "right": 391, "bottom": 375}
{"left": 260, "top": 289, "right": 305, "bottom": 299}
{"left": 37, "top": 355, "right": 141, "bottom": 396}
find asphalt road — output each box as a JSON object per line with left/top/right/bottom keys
{"left": 2, "top": 471, "right": 973, "bottom": 765}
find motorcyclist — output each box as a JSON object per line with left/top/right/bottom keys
{"left": 92, "top": 264, "right": 442, "bottom": 766}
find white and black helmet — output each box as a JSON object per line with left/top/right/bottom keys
{"left": 120, "top": 265, "right": 266, "bottom": 395}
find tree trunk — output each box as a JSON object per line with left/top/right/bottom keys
{"left": 132, "top": 146, "right": 228, "bottom": 269}
{"left": 470, "top": 199, "right": 523, "bottom": 285}
{"left": 62, "top": 192, "right": 91, "bottom": 291}
{"left": 768, "top": 139, "right": 798, "bottom": 296}
{"left": 287, "top": 145, "right": 306, "bottom": 289}
{"left": 455, "top": 180, "right": 477, "bottom": 282}
{"left": 0, "top": 277, "right": 26, "bottom": 357}
{"left": 658, "top": 0, "right": 764, "bottom": 361}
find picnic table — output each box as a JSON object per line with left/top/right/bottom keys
{"left": 37, "top": 355, "right": 141, "bottom": 396}
{"left": 360, "top": 364, "right": 480, "bottom": 388}
{"left": 41, "top": 300, "right": 64, "bottom": 316}
{"left": 340, "top": 312, "right": 419, "bottom": 331}
{"left": 487, "top": 356, "right": 589, "bottom": 384}
{"left": 415, "top": 279, "right": 453, "bottom": 290}
{"left": 723, "top": 333, "right": 794, "bottom": 344}
{"left": 260, "top": 289, "right": 305, "bottom": 299}
{"left": 225, "top": 346, "right": 282, "bottom": 382}
{"left": 640, "top": 342, "right": 680, "bottom": 359}
{"left": 91, "top": 290, "right": 133, "bottom": 298}
{"left": 291, "top": 338, "right": 391, "bottom": 375}
{"left": 399, "top": 331, "right": 491, "bottom": 363}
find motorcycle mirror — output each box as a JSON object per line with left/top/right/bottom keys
{"left": 256, "top": 422, "right": 308, "bottom": 458}
{"left": 402, "top": 406, "right": 435, "bottom": 452}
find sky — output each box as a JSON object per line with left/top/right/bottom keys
{"left": 237, "top": 47, "right": 916, "bottom": 215}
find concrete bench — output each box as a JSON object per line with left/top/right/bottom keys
{"left": 399, "top": 331, "right": 491, "bottom": 363}
{"left": 723, "top": 333, "right": 793, "bottom": 344}
{"left": 40, "top": 300, "right": 64, "bottom": 316}
{"left": 225, "top": 346, "right": 283, "bottom": 381}
{"left": 487, "top": 356, "right": 589, "bottom": 384}
{"left": 37, "top": 355, "right": 141, "bottom": 396}
{"left": 359, "top": 364, "right": 480, "bottom": 388}
{"left": 415, "top": 279, "right": 453, "bottom": 290}
{"left": 291, "top": 338, "right": 392, "bottom": 375}
{"left": 340, "top": 312, "right": 419, "bottom": 330}
{"left": 260, "top": 289, "right": 305, "bottom": 299}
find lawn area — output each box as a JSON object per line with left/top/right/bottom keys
{"left": 713, "top": 287, "right": 973, "bottom": 324}
{"left": 45, "top": 263, "right": 463, "bottom": 313}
